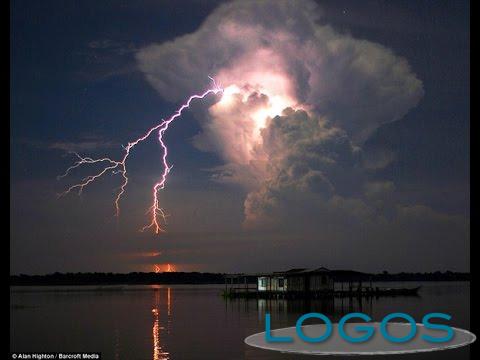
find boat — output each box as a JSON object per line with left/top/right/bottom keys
{"left": 374, "top": 286, "right": 421, "bottom": 296}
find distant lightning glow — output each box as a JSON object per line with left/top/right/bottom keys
{"left": 153, "top": 263, "right": 175, "bottom": 273}
{"left": 59, "top": 78, "right": 223, "bottom": 234}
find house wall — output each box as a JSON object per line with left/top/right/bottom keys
{"left": 309, "top": 274, "right": 334, "bottom": 291}
{"left": 273, "top": 277, "right": 287, "bottom": 292}
{"left": 286, "top": 276, "right": 306, "bottom": 292}
{"left": 257, "top": 276, "right": 287, "bottom": 292}
{"left": 258, "top": 277, "right": 268, "bottom": 291}
{"left": 258, "top": 273, "right": 333, "bottom": 292}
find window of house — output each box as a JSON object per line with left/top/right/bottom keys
{"left": 278, "top": 278, "right": 284, "bottom": 288}
{"left": 260, "top": 278, "right": 267, "bottom": 287}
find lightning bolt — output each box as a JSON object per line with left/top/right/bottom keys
{"left": 58, "top": 78, "right": 223, "bottom": 234}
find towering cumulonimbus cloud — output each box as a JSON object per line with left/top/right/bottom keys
{"left": 136, "top": 0, "right": 424, "bottom": 228}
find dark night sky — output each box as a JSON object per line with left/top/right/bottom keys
{"left": 10, "top": 0, "right": 469, "bottom": 274}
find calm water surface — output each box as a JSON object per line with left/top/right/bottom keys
{"left": 10, "top": 282, "right": 471, "bottom": 359}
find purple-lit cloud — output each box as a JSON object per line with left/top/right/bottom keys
{"left": 136, "top": 0, "right": 424, "bottom": 228}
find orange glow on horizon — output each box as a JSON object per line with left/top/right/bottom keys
{"left": 153, "top": 263, "right": 176, "bottom": 273}
{"left": 166, "top": 263, "right": 175, "bottom": 272}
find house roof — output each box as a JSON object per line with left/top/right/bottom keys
{"left": 262, "top": 267, "right": 331, "bottom": 276}
{"left": 227, "top": 268, "right": 371, "bottom": 280}
{"left": 327, "top": 270, "right": 371, "bottom": 281}
{"left": 278, "top": 268, "right": 307, "bottom": 274}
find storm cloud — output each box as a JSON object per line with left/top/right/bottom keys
{"left": 135, "top": 0, "right": 427, "bottom": 226}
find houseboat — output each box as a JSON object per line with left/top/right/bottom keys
{"left": 223, "top": 267, "right": 420, "bottom": 299}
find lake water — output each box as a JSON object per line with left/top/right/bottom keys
{"left": 10, "top": 282, "right": 471, "bottom": 359}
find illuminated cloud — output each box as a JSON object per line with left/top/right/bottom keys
{"left": 136, "top": 0, "right": 425, "bottom": 228}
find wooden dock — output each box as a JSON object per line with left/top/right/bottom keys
{"left": 223, "top": 286, "right": 420, "bottom": 299}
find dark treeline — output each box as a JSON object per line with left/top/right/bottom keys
{"left": 10, "top": 272, "right": 225, "bottom": 286}
{"left": 10, "top": 270, "right": 470, "bottom": 286}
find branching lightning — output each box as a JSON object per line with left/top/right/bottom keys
{"left": 58, "top": 78, "right": 223, "bottom": 234}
